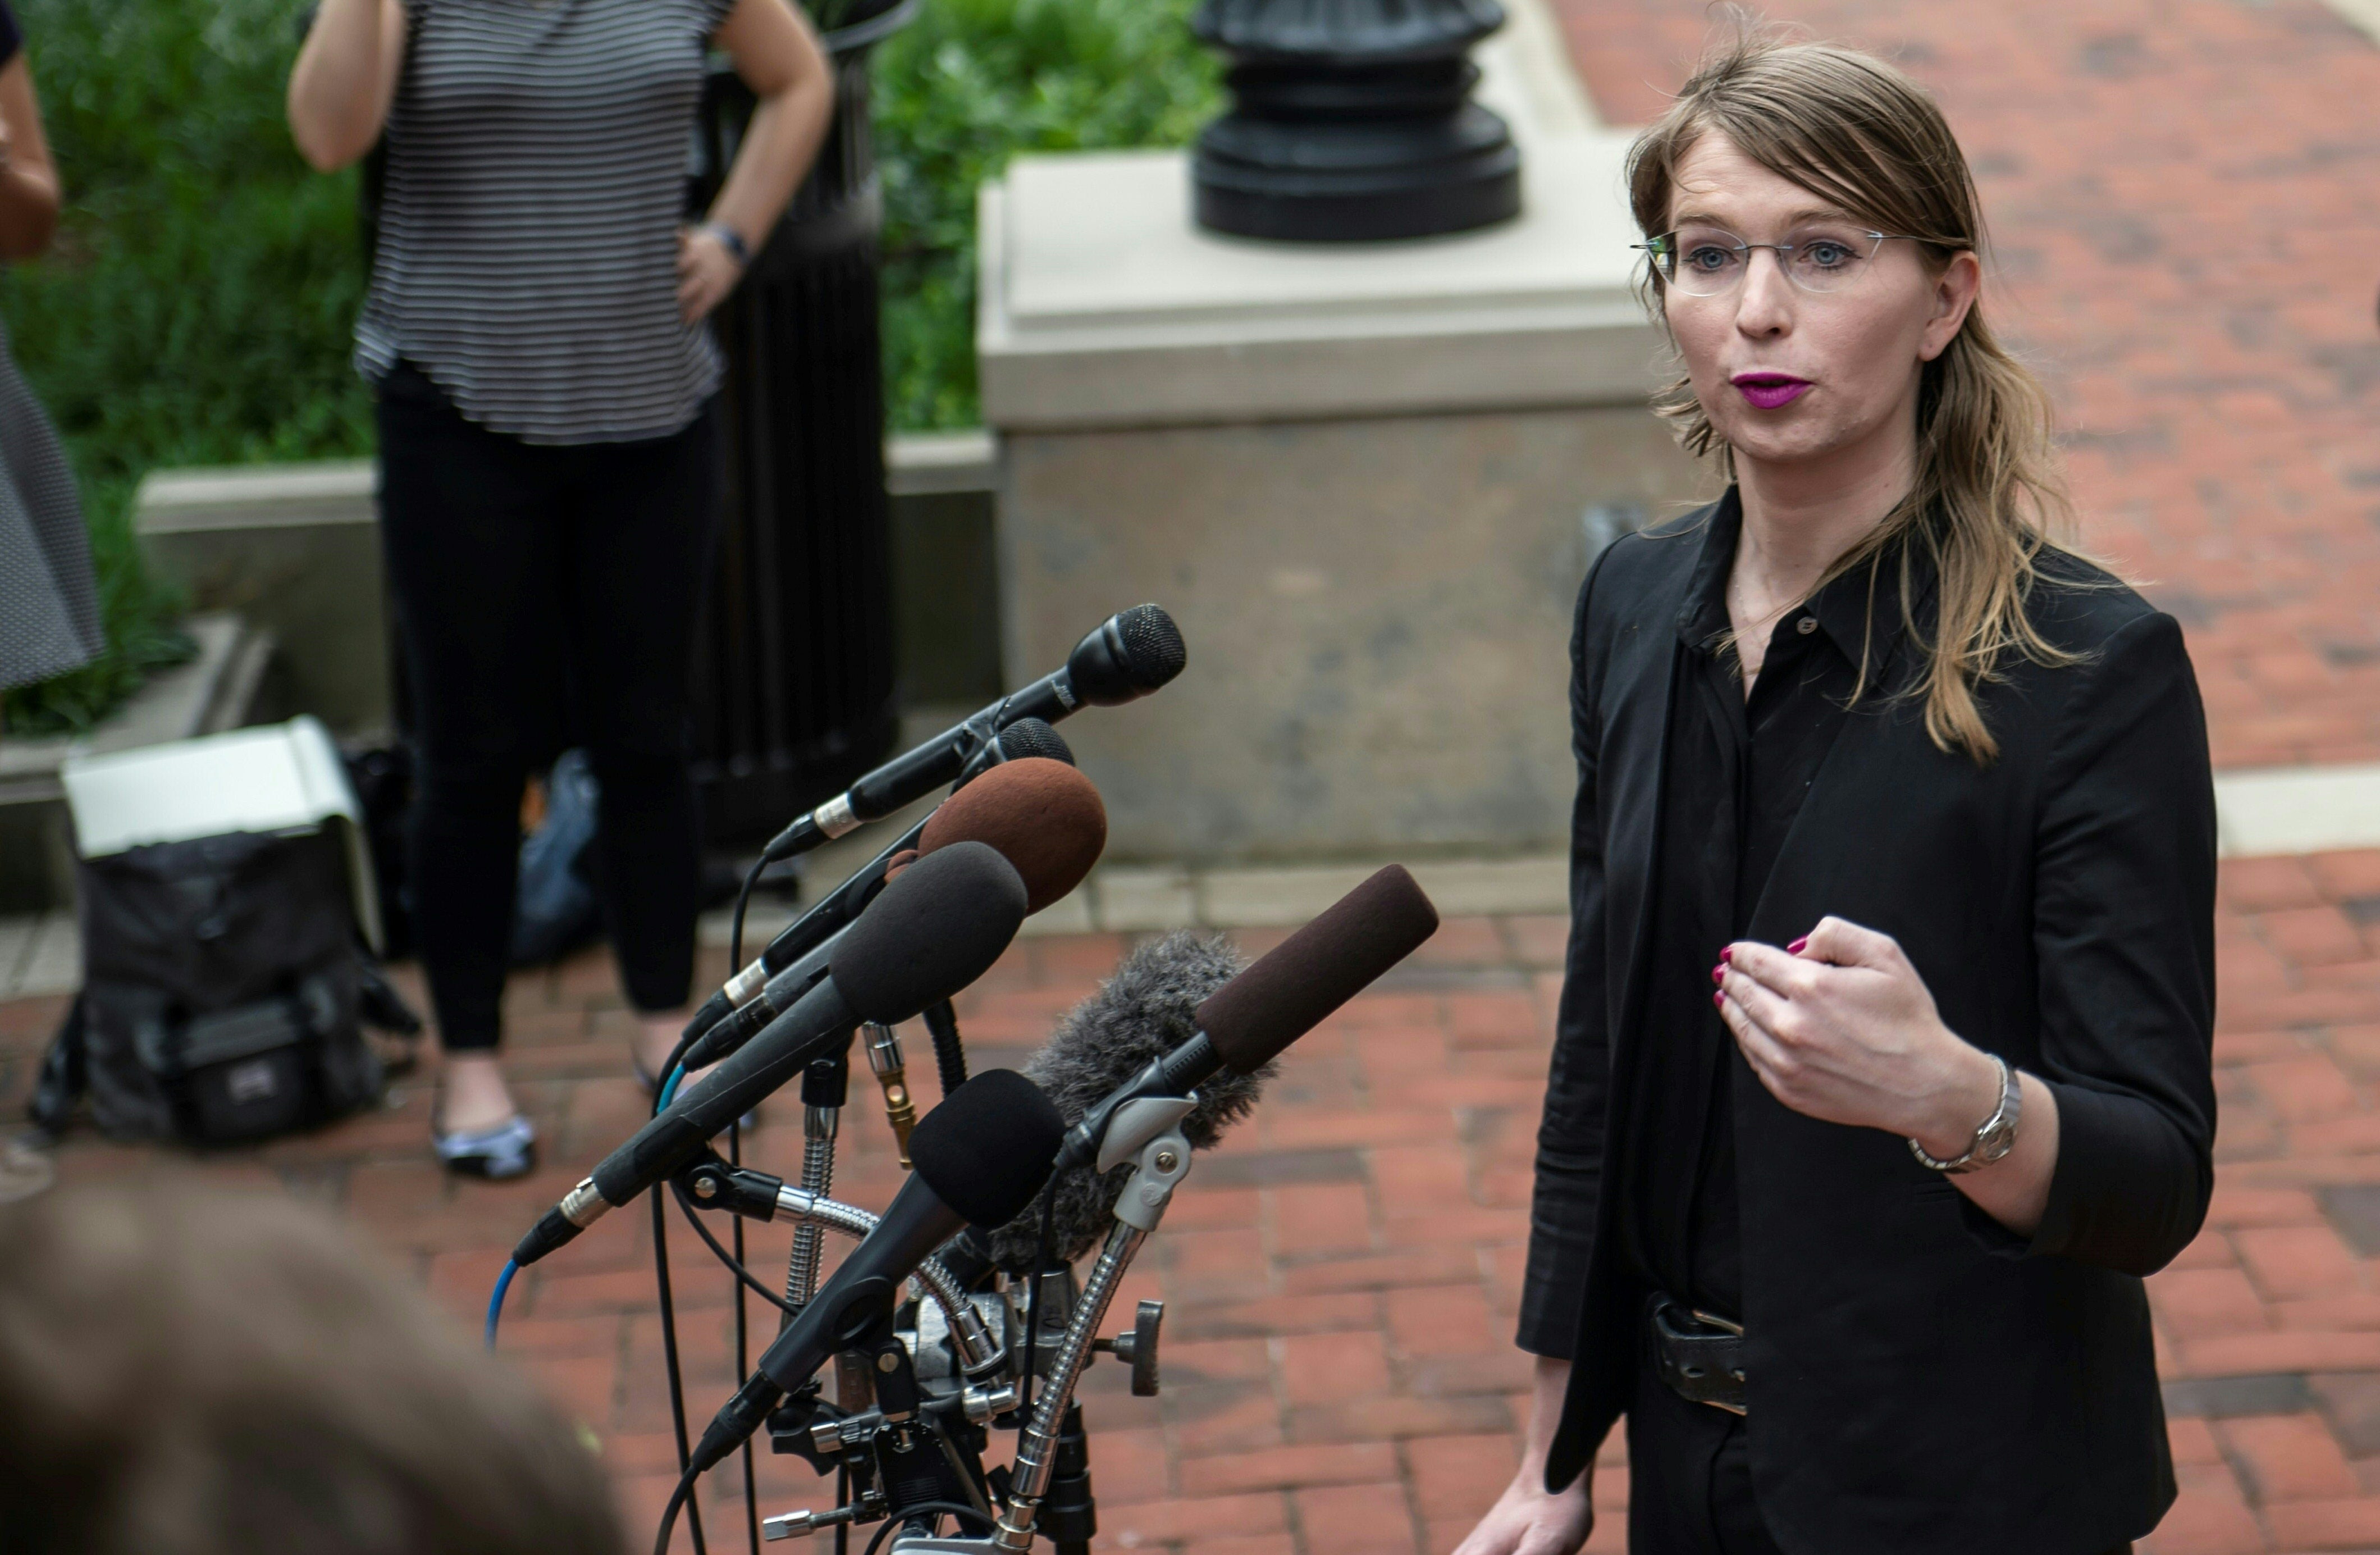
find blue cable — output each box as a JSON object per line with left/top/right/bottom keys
{"left": 658, "top": 1064, "right": 685, "bottom": 1109}
{"left": 486, "top": 1258, "right": 520, "bottom": 1350}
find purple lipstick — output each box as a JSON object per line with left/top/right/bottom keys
{"left": 1732, "top": 372, "right": 1812, "bottom": 409}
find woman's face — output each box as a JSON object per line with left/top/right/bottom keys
{"left": 1660, "top": 132, "right": 1979, "bottom": 476}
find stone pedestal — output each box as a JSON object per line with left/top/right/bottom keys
{"left": 979, "top": 56, "right": 1706, "bottom": 863}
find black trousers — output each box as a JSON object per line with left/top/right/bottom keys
{"left": 376, "top": 372, "right": 719, "bottom": 1051}
{"left": 1626, "top": 1351, "right": 2136, "bottom": 1555}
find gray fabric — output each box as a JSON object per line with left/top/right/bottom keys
{"left": 0, "top": 321, "right": 100, "bottom": 693}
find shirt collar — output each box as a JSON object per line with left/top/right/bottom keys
{"left": 1671, "top": 486, "right": 1929, "bottom": 675}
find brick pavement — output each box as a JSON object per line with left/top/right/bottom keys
{"left": 1549, "top": 0, "right": 2380, "bottom": 770}
{"left": 3, "top": 855, "right": 2380, "bottom": 1553}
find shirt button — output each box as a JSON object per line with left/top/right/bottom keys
{"left": 1796, "top": 616, "right": 1818, "bottom": 635}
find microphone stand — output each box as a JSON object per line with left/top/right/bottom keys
{"left": 986, "top": 1098, "right": 1195, "bottom": 1554}
{"left": 785, "top": 1044, "right": 851, "bottom": 1323}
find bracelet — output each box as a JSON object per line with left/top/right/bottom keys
{"left": 1907, "top": 1054, "right": 2021, "bottom": 1175}
{"left": 701, "top": 221, "right": 750, "bottom": 267}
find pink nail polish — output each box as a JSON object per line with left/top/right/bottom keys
{"left": 1719, "top": 946, "right": 1733, "bottom": 964}
{"left": 1787, "top": 936, "right": 1809, "bottom": 955}
{"left": 1710, "top": 965, "right": 1725, "bottom": 984}
{"left": 1712, "top": 991, "right": 1726, "bottom": 1010}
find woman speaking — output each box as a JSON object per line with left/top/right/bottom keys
{"left": 1459, "top": 34, "right": 2214, "bottom": 1555}
{"left": 288, "top": 0, "right": 833, "bottom": 1176}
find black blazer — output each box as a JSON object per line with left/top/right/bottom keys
{"left": 1528, "top": 505, "right": 2217, "bottom": 1554}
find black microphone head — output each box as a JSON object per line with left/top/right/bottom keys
{"left": 979, "top": 932, "right": 1253, "bottom": 1270}
{"left": 1197, "top": 865, "right": 1438, "bottom": 1073}
{"left": 910, "top": 1068, "right": 1066, "bottom": 1229}
{"left": 828, "top": 841, "right": 1027, "bottom": 1025}
{"left": 1067, "top": 604, "right": 1186, "bottom": 705}
{"left": 995, "top": 718, "right": 1074, "bottom": 765}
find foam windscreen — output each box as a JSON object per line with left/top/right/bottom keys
{"left": 1196, "top": 865, "right": 1439, "bottom": 1073}
{"left": 830, "top": 841, "right": 1027, "bottom": 1024}
{"left": 910, "top": 1068, "right": 1066, "bottom": 1229}
{"left": 919, "top": 758, "right": 1106, "bottom": 914}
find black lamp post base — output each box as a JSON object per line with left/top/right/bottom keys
{"left": 1193, "top": 102, "right": 1520, "bottom": 243}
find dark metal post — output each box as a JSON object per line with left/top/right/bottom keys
{"left": 1190, "top": 0, "right": 1521, "bottom": 243}
{"left": 686, "top": 0, "right": 918, "bottom": 846}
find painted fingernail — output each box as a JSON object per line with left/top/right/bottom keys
{"left": 1710, "top": 964, "right": 1725, "bottom": 984}
{"left": 1719, "top": 946, "right": 1734, "bottom": 964}
{"left": 1787, "top": 937, "right": 1809, "bottom": 955}
{"left": 1712, "top": 991, "right": 1726, "bottom": 1010}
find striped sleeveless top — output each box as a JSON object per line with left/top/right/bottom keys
{"left": 355, "top": 0, "right": 735, "bottom": 445}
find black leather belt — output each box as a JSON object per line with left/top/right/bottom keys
{"left": 1649, "top": 1297, "right": 1746, "bottom": 1415}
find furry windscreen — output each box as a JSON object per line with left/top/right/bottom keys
{"left": 981, "top": 932, "right": 1264, "bottom": 1270}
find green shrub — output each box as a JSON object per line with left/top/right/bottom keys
{"left": 872, "top": 0, "right": 1219, "bottom": 429}
{"left": 1, "top": 0, "right": 371, "bottom": 735}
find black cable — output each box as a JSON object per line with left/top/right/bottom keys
{"left": 654, "top": 1465, "right": 700, "bottom": 1555}
{"left": 860, "top": 1502, "right": 992, "bottom": 1555}
{"left": 835, "top": 1463, "right": 850, "bottom": 1555}
{"left": 732, "top": 1117, "right": 759, "bottom": 1555}
{"left": 669, "top": 1182, "right": 797, "bottom": 1313}
{"left": 652, "top": 1188, "right": 709, "bottom": 1555}
{"left": 921, "top": 1000, "right": 967, "bottom": 1097}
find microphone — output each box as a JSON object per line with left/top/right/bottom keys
{"left": 691, "top": 1067, "right": 1066, "bottom": 1470}
{"left": 759, "top": 605, "right": 1183, "bottom": 863}
{"left": 976, "top": 932, "right": 1251, "bottom": 1271}
{"left": 510, "top": 842, "right": 1030, "bottom": 1267}
{"left": 1052, "top": 865, "right": 1440, "bottom": 1176}
{"left": 680, "top": 756, "right": 1107, "bottom": 1073}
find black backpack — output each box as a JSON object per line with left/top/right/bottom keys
{"left": 33, "top": 828, "right": 418, "bottom": 1144}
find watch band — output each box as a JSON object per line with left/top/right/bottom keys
{"left": 1908, "top": 1054, "right": 2021, "bottom": 1174}
{"left": 701, "top": 221, "right": 750, "bottom": 266}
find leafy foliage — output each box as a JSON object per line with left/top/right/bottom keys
{"left": 1, "top": 0, "right": 371, "bottom": 733}
{"left": 871, "top": 0, "right": 1219, "bottom": 428}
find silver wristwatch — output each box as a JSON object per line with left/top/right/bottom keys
{"left": 1908, "top": 1054, "right": 2021, "bottom": 1174}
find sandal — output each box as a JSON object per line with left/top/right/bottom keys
{"left": 433, "top": 1112, "right": 538, "bottom": 1180}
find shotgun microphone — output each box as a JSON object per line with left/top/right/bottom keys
{"left": 1052, "top": 865, "right": 1441, "bottom": 1176}
{"left": 509, "top": 843, "right": 1030, "bottom": 1267}
{"left": 759, "top": 605, "right": 1183, "bottom": 864}
{"left": 689, "top": 1068, "right": 1066, "bottom": 1471}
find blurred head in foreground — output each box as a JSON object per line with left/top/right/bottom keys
{"left": 0, "top": 1182, "right": 624, "bottom": 1555}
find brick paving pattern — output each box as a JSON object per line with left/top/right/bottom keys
{"left": 1551, "top": 0, "right": 2380, "bottom": 770}
{"left": 2, "top": 854, "right": 2379, "bottom": 1553}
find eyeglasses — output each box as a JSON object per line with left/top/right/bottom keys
{"left": 1634, "top": 225, "right": 1913, "bottom": 297}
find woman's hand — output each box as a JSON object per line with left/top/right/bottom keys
{"left": 1452, "top": 1472, "right": 1592, "bottom": 1555}
{"left": 1453, "top": 1355, "right": 1593, "bottom": 1555}
{"left": 1715, "top": 916, "right": 2062, "bottom": 1234}
{"left": 1715, "top": 916, "right": 1999, "bottom": 1157}
{"left": 678, "top": 225, "right": 746, "bottom": 322}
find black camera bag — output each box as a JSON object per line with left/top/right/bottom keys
{"left": 64, "top": 828, "right": 389, "bottom": 1143}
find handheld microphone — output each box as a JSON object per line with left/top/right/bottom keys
{"left": 510, "top": 843, "right": 1030, "bottom": 1267}
{"left": 680, "top": 756, "right": 1107, "bottom": 1074}
{"left": 1053, "top": 865, "right": 1441, "bottom": 1176}
{"left": 759, "top": 605, "right": 1183, "bottom": 864}
{"left": 975, "top": 933, "right": 1251, "bottom": 1270}
{"left": 691, "top": 1068, "right": 1066, "bottom": 1470}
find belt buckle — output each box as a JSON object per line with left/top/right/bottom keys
{"left": 1652, "top": 1300, "right": 1747, "bottom": 1416}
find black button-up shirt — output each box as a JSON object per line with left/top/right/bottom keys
{"left": 1546, "top": 490, "right": 1911, "bottom": 1334}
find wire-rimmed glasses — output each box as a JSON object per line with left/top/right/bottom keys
{"left": 1634, "top": 225, "right": 1913, "bottom": 296}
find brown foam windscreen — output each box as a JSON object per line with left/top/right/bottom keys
{"left": 919, "top": 758, "right": 1107, "bottom": 914}
{"left": 1195, "top": 865, "right": 1439, "bottom": 1073}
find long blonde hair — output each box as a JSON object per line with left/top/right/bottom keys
{"left": 1629, "top": 29, "right": 2078, "bottom": 761}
